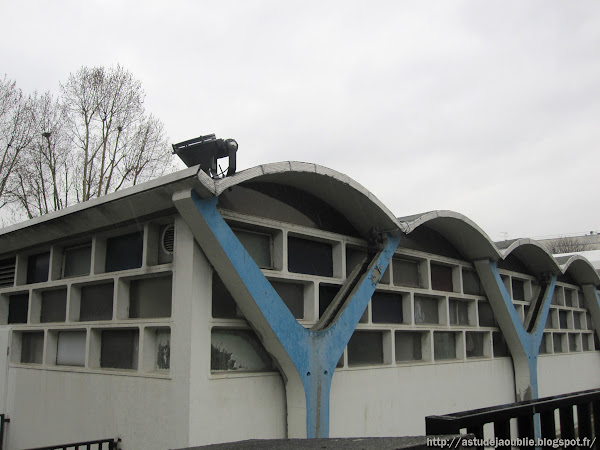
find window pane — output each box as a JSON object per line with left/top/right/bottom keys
{"left": 569, "top": 334, "right": 578, "bottom": 352}
{"left": 80, "top": 283, "right": 114, "bottom": 321}
{"left": 346, "top": 248, "right": 367, "bottom": 277}
{"left": 41, "top": 289, "right": 67, "bottom": 323}
{"left": 434, "top": 332, "right": 456, "bottom": 360}
{"left": 155, "top": 329, "right": 170, "bottom": 370}
{"left": 57, "top": 331, "right": 86, "bottom": 366}
{"left": 319, "top": 284, "right": 340, "bottom": 318}
{"left": 449, "top": 299, "right": 470, "bottom": 326}
{"left": 478, "top": 302, "right": 496, "bottom": 327}
{"left": 347, "top": 331, "right": 384, "bottom": 366}
{"left": 21, "top": 331, "right": 44, "bottom": 363}
{"left": 583, "top": 335, "right": 590, "bottom": 351}
{"left": 395, "top": 332, "right": 422, "bottom": 362}
{"left": 512, "top": 279, "right": 525, "bottom": 301}
{"left": 553, "top": 333, "right": 563, "bottom": 353}
{"left": 8, "top": 293, "right": 29, "bottom": 324}
{"left": 431, "top": 264, "right": 453, "bottom": 292}
{"left": 414, "top": 296, "right": 439, "bottom": 324}
{"left": 559, "top": 311, "right": 568, "bottom": 329}
{"left": 466, "top": 332, "right": 484, "bottom": 358}
{"left": 233, "top": 229, "right": 272, "bottom": 269}
{"left": 462, "top": 269, "right": 482, "bottom": 295}
{"left": 372, "top": 291, "right": 403, "bottom": 324}
{"left": 271, "top": 280, "right": 304, "bottom": 319}
{"left": 129, "top": 276, "right": 172, "bottom": 319}
{"left": 212, "top": 273, "right": 240, "bottom": 319}
{"left": 27, "top": 252, "right": 50, "bottom": 284}
{"left": 574, "top": 313, "right": 582, "bottom": 330}
{"left": 393, "top": 258, "right": 420, "bottom": 287}
{"left": 63, "top": 245, "right": 91, "bottom": 278}
{"left": 105, "top": 232, "right": 143, "bottom": 272}
{"left": 288, "top": 237, "right": 333, "bottom": 277}
{"left": 493, "top": 332, "right": 511, "bottom": 357}
{"left": 101, "top": 329, "right": 138, "bottom": 369}
{"left": 211, "top": 329, "right": 273, "bottom": 371}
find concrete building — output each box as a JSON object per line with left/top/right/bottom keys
{"left": 0, "top": 161, "right": 599, "bottom": 449}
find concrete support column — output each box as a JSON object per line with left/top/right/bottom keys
{"left": 581, "top": 286, "right": 600, "bottom": 343}
{"left": 475, "top": 260, "right": 556, "bottom": 402}
{"left": 173, "top": 189, "right": 399, "bottom": 438}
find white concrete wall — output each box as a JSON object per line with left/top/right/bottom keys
{"left": 329, "top": 358, "right": 516, "bottom": 437}
{"left": 538, "top": 352, "right": 600, "bottom": 397}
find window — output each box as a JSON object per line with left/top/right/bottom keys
{"left": 154, "top": 329, "right": 170, "bottom": 370}
{"left": 434, "top": 332, "right": 456, "bottom": 360}
{"left": 319, "top": 284, "right": 340, "bottom": 318}
{"left": 21, "top": 331, "right": 44, "bottom": 364}
{"left": 8, "top": 293, "right": 29, "bottom": 324}
{"left": 466, "top": 332, "right": 484, "bottom": 358}
{"left": 512, "top": 279, "right": 525, "bottom": 301}
{"left": 346, "top": 248, "right": 367, "bottom": 277}
{"left": 347, "top": 331, "right": 384, "bottom": 366}
{"left": 583, "top": 334, "right": 591, "bottom": 351}
{"left": 40, "top": 289, "right": 67, "bottom": 323}
{"left": 101, "top": 329, "right": 138, "bottom": 369}
{"left": 212, "top": 273, "right": 242, "bottom": 319}
{"left": 569, "top": 334, "right": 578, "bottom": 352}
{"left": 56, "top": 331, "right": 86, "bottom": 366}
{"left": 27, "top": 252, "right": 50, "bottom": 284}
{"left": 80, "top": 282, "right": 114, "bottom": 321}
{"left": 105, "top": 232, "right": 143, "bottom": 273}
{"left": 271, "top": 280, "right": 304, "bottom": 319}
{"left": 372, "top": 291, "right": 404, "bottom": 324}
{"left": 288, "top": 237, "right": 333, "bottom": 277}
{"left": 211, "top": 328, "right": 273, "bottom": 371}
{"left": 449, "top": 299, "right": 470, "bottom": 326}
{"left": 539, "top": 334, "right": 548, "bottom": 354}
{"left": 493, "top": 332, "right": 510, "bottom": 357}
{"left": 574, "top": 313, "right": 582, "bottom": 330}
{"left": 395, "top": 331, "right": 423, "bottom": 362}
{"left": 553, "top": 333, "right": 564, "bottom": 353}
{"left": 414, "top": 296, "right": 439, "bottom": 324}
{"left": 431, "top": 264, "right": 453, "bottom": 292}
{"left": 233, "top": 229, "right": 272, "bottom": 269}
{"left": 478, "top": 302, "right": 496, "bottom": 327}
{"left": 129, "top": 275, "right": 172, "bottom": 319}
{"left": 0, "top": 257, "right": 15, "bottom": 288}
{"left": 393, "top": 258, "right": 421, "bottom": 288}
{"left": 559, "top": 311, "right": 568, "bottom": 329}
{"left": 462, "top": 269, "right": 482, "bottom": 295}
{"left": 63, "top": 244, "right": 91, "bottom": 278}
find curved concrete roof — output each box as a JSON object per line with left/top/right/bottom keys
{"left": 398, "top": 210, "right": 501, "bottom": 261}
{"left": 197, "top": 161, "right": 406, "bottom": 238}
{"left": 556, "top": 255, "right": 600, "bottom": 286}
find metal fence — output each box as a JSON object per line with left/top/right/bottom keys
{"left": 25, "top": 438, "right": 120, "bottom": 450}
{"left": 426, "top": 388, "right": 600, "bottom": 449}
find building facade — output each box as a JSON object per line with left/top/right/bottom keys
{"left": 0, "top": 162, "right": 599, "bottom": 449}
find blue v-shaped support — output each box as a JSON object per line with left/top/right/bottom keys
{"left": 174, "top": 190, "right": 400, "bottom": 438}
{"left": 475, "top": 260, "right": 556, "bottom": 403}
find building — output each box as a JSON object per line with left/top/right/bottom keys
{"left": 0, "top": 160, "right": 599, "bottom": 449}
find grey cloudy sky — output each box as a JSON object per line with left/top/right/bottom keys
{"left": 3, "top": 0, "right": 600, "bottom": 242}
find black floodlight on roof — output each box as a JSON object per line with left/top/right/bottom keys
{"left": 172, "top": 133, "right": 238, "bottom": 178}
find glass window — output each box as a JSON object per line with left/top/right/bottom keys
{"left": 63, "top": 244, "right": 91, "bottom": 278}
{"left": 583, "top": 335, "right": 591, "bottom": 351}
{"left": 80, "top": 282, "right": 114, "bottom": 321}
{"left": 211, "top": 329, "right": 273, "bottom": 371}
{"left": 105, "top": 232, "right": 143, "bottom": 273}
{"left": 347, "top": 331, "right": 384, "bottom": 366}
{"left": 372, "top": 291, "right": 403, "bottom": 324}
{"left": 512, "top": 279, "right": 525, "bottom": 301}
{"left": 414, "top": 296, "right": 439, "bottom": 324}
{"left": 233, "top": 229, "right": 272, "bottom": 269}
{"left": 40, "top": 289, "right": 67, "bottom": 323}
{"left": 449, "top": 299, "right": 470, "bottom": 326}
{"left": 8, "top": 293, "right": 29, "bottom": 324}
{"left": 493, "top": 332, "right": 511, "bottom": 357}
{"left": 319, "top": 284, "right": 340, "bottom": 318}
{"left": 271, "top": 280, "right": 304, "bottom": 319}
{"left": 462, "top": 269, "right": 482, "bottom": 295}
{"left": 568, "top": 334, "right": 578, "bottom": 352}
{"left": 574, "top": 313, "right": 582, "bottom": 330}
{"left": 346, "top": 248, "right": 367, "bottom": 277}
{"left": 27, "top": 252, "right": 50, "bottom": 284}
{"left": 395, "top": 331, "right": 423, "bottom": 362}
{"left": 129, "top": 276, "right": 172, "bottom": 319}
{"left": 393, "top": 258, "right": 421, "bottom": 288}
{"left": 21, "top": 331, "right": 44, "bottom": 364}
{"left": 431, "top": 264, "right": 453, "bottom": 292}
{"left": 478, "top": 302, "right": 496, "bottom": 327}
{"left": 466, "top": 332, "right": 484, "bottom": 358}
{"left": 56, "top": 331, "right": 86, "bottom": 366}
{"left": 101, "top": 329, "right": 138, "bottom": 369}
{"left": 288, "top": 237, "right": 333, "bottom": 277}
{"left": 559, "top": 311, "right": 568, "bottom": 329}
{"left": 154, "top": 329, "right": 170, "bottom": 370}
{"left": 212, "top": 273, "right": 240, "bottom": 319}
{"left": 553, "top": 333, "right": 564, "bottom": 353}
{"left": 434, "top": 332, "right": 456, "bottom": 360}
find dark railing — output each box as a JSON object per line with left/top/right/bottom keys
{"left": 426, "top": 388, "right": 600, "bottom": 449}
{"left": 0, "top": 414, "right": 9, "bottom": 450}
{"left": 26, "top": 438, "right": 120, "bottom": 450}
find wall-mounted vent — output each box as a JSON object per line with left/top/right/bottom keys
{"left": 161, "top": 225, "right": 175, "bottom": 256}
{"left": 0, "top": 258, "right": 16, "bottom": 288}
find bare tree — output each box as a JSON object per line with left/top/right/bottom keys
{"left": 0, "top": 76, "right": 34, "bottom": 209}
{"left": 61, "top": 65, "right": 174, "bottom": 203}
{"left": 545, "top": 236, "right": 591, "bottom": 254}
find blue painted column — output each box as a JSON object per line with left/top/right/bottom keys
{"left": 475, "top": 260, "right": 556, "bottom": 402}
{"left": 173, "top": 189, "right": 400, "bottom": 438}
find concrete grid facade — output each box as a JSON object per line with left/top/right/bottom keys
{"left": 0, "top": 162, "right": 599, "bottom": 449}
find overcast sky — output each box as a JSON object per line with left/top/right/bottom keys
{"left": 2, "top": 1, "right": 600, "bottom": 242}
